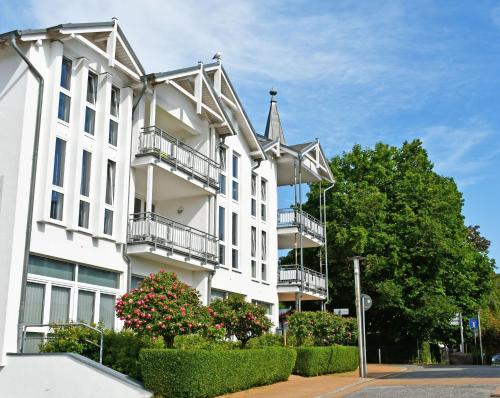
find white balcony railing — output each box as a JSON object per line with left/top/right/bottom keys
{"left": 277, "top": 208, "right": 324, "bottom": 242}
{"left": 128, "top": 212, "right": 218, "bottom": 264}
{"left": 278, "top": 264, "right": 327, "bottom": 296}
{"left": 138, "top": 126, "right": 220, "bottom": 189}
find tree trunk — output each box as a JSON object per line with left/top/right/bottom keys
{"left": 164, "top": 335, "right": 175, "bottom": 348}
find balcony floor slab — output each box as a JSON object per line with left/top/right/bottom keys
{"left": 277, "top": 227, "right": 323, "bottom": 249}
{"left": 277, "top": 286, "right": 326, "bottom": 301}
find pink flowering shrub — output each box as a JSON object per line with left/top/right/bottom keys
{"left": 116, "top": 270, "right": 216, "bottom": 348}
{"left": 209, "top": 295, "right": 273, "bottom": 348}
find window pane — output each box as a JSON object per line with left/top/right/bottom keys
{"left": 261, "top": 204, "right": 266, "bottom": 221}
{"left": 131, "top": 275, "right": 144, "bottom": 289}
{"left": 104, "top": 209, "right": 113, "bottom": 235}
{"left": 211, "top": 289, "right": 226, "bottom": 302}
{"left": 110, "top": 86, "right": 120, "bottom": 117}
{"left": 219, "top": 244, "right": 225, "bottom": 266}
{"left": 251, "top": 227, "right": 256, "bottom": 257}
{"left": 261, "top": 231, "right": 267, "bottom": 261}
{"left": 52, "top": 138, "right": 66, "bottom": 187}
{"left": 232, "top": 181, "right": 238, "bottom": 201}
{"left": 78, "top": 201, "right": 90, "bottom": 228}
{"left": 261, "top": 180, "right": 267, "bottom": 201}
{"left": 28, "top": 255, "right": 75, "bottom": 281}
{"left": 218, "top": 207, "right": 225, "bottom": 241}
{"left": 108, "top": 120, "right": 118, "bottom": 146}
{"left": 232, "top": 155, "right": 238, "bottom": 178}
{"left": 58, "top": 92, "right": 70, "bottom": 122}
{"left": 251, "top": 198, "right": 256, "bottom": 217}
{"left": 86, "top": 72, "right": 97, "bottom": 104}
{"left": 60, "top": 57, "right": 72, "bottom": 90}
{"left": 77, "top": 290, "right": 95, "bottom": 324}
{"left": 80, "top": 150, "right": 91, "bottom": 196}
{"left": 84, "top": 107, "right": 95, "bottom": 135}
{"left": 24, "top": 332, "right": 43, "bottom": 353}
{"left": 50, "top": 191, "right": 64, "bottom": 221}
{"left": 251, "top": 260, "right": 256, "bottom": 279}
{"left": 49, "top": 286, "right": 70, "bottom": 323}
{"left": 105, "top": 160, "right": 116, "bottom": 205}
{"left": 24, "top": 282, "right": 45, "bottom": 324}
{"left": 261, "top": 263, "right": 267, "bottom": 281}
{"left": 231, "top": 212, "right": 238, "bottom": 245}
{"left": 219, "top": 147, "right": 226, "bottom": 170}
{"left": 232, "top": 249, "right": 238, "bottom": 269}
{"left": 219, "top": 174, "right": 226, "bottom": 195}
{"left": 78, "top": 265, "right": 119, "bottom": 289}
{"left": 99, "top": 294, "right": 115, "bottom": 329}
{"left": 251, "top": 174, "right": 256, "bottom": 196}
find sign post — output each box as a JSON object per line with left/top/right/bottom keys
{"left": 478, "top": 311, "right": 484, "bottom": 365}
{"left": 353, "top": 257, "right": 366, "bottom": 378}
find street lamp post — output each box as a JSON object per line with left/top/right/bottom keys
{"left": 353, "top": 257, "right": 367, "bottom": 377}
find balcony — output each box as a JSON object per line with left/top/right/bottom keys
{"left": 277, "top": 208, "right": 324, "bottom": 249}
{"left": 277, "top": 264, "right": 327, "bottom": 301}
{"left": 127, "top": 212, "right": 218, "bottom": 270}
{"left": 135, "top": 126, "right": 220, "bottom": 193}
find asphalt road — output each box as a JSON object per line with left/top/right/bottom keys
{"left": 343, "top": 365, "right": 500, "bottom": 398}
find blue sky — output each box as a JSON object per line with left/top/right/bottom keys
{"left": 1, "top": 0, "right": 499, "bottom": 266}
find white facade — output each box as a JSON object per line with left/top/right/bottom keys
{"left": 0, "top": 20, "right": 332, "bottom": 367}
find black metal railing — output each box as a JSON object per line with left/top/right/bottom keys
{"left": 277, "top": 208, "right": 324, "bottom": 241}
{"left": 278, "top": 264, "right": 327, "bottom": 296}
{"left": 128, "top": 212, "right": 218, "bottom": 264}
{"left": 138, "top": 126, "right": 220, "bottom": 189}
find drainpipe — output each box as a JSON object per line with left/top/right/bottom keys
{"left": 298, "top": 154, "right": 304, "bottom": 312}
{"left": 11, "top": 35, "right": 45, "bottom": 351}
{"left": 252, "top": 159, "right": 263, "bottom": 171}
{"left": 124, "top": 76, "right": 148, "bottom": 291}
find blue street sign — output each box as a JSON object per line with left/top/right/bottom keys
{"left": 469, "top": 318, "right": 478, "bottom": 329}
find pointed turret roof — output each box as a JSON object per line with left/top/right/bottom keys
{"left": 264, "top": 89, "right": 286, "bottom": 144}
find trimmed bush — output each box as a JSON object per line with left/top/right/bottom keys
{"left": 140, "top": 347, "right": 296, "bottom": 397}
{"left": 294, "top": 345, "right": 358, "bottom": 377}
{"left": 173, "top": 333, "right": 238, "bottom": 350}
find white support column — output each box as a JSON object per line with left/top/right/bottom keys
{"left": 149, "top": 86, "right": 156, "bottom": 127}
{"left": 146, "top": 164, "right": 154, "bottom": 213}
{"left": 106, "top": 20, "right": 118, "bottom": 67}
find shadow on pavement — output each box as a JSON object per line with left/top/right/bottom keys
{"left": 382, "top": 365, "right": 500, "bottom": 379}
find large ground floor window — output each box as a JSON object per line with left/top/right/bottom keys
{"left": 23, "top": 254, "right": 121, "bottom": 352}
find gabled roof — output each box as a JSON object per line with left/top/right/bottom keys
{"left": 0, "top": 20, "right": 145, "bottom": 80}
{"left": 264, "top": 90, "right": 286, "bottom": 144}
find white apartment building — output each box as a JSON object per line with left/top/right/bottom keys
{"left": 0, "top": 20, "right": 333, "bottom": 367}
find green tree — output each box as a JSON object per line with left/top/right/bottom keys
{"left": 292, "top": 140, "right": 495, "bottom": 345}
{"left": 209, "top": 295, "right": 272, "bottom": 348}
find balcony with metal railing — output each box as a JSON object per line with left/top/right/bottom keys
{"left": 127, "top": 212, "right": 218, "bottom": 269}
{"left": 277, "top": 264, "right": 327, "bottom": 300}
{"left": 277, "top": 208, "right": 324, "bottom": 249}
{"left": 136, "top": 126, "right": 220, "bottom": 191}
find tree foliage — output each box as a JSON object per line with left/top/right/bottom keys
{"left": 209, "top": 295, "right": 272, "bottom": 348}
{"left": 293, "top": 140, "right": 495, "bottom": 344}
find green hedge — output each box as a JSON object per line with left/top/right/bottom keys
{"left": 140, "top": 347, "right": 296, "bottom": 397}
{"left": 293, "top": 345, "right": 358, "bottom": 377}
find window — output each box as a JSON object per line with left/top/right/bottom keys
{"left": 28, "top": 255, "right": 75, "bottom": 281}
{"left": 232, "top": 248, "right": 238, "bottom": 269}
{"left": 84, "top": 107, "right": 95, "bottom": 135}
{"left": 80, "top": 151, "right": 91, "bottom": 196}
{"left": 252, "top": 300, "right": 272, "bottom": 315}
{"left": 49, "top": 286, "right": 70, "bottom": 323}
{"left": 219, "top": 174, "right": 226, "bottom": 195}
{"left": 261, "top": 263, "right": 267, "bottom": 281}
{"left": 218, "top": 207, "right": 225, "bottom": 241}
{"left": 60, "top": 57, "right": 72, "bottom": 90}
{"left": 86, "top": 72, "right": 97, "bottom": 104}
{"left": 251, "top": 199, "right": 256, "bottom": 217}
{"left": 78, "top": 265, "right": 119, "bottom": 288}
{"left": 261, "top": 203, "right": 266, "bottom": 221}
{"left": 24, "top": 282, "right": 45, "bottom": 324}
{"left": 105, "top": 160, "right": 116, "bottom": 206}
{"left": 109, "top": 120, "right": 118, "bottom": 146}
{"left": 58, "top": 92, "right": 71, "bottom": 122}
{"left": 232, "top": 154, "right": 239, "bottom": 178}
{"left": 251, "top": 173, "right": 257, "bottom": 216}
{"left": 251, "top": 260, "right": 257, "bottom": 279}
{"left": 104, "top": 209, "right": 113, "bottom": 235}
{"left": 261, "top": 231, "right": 267, "bottom": 261}
{"left": 231, "top": 212, "right": 238, "bottom": 245}
{"left": 251, "top": 227, "right": 256, "bottom": 258}
{"left": 52, "top": 138, "right": 66, "bottom": 187}
{"left": 219, "top": 147, "right": 227, "bottom": 170}
{"left": 251, "top": 173, "right": 257, "bottom": 196}
{"left": 211, "top": 289, "right": 228, "bottom": 302}
{"left": 50, "top": 191, "right": 64, "bottom": 221}
{"left": 77, "top": 290, "right": 95, "bottom": 324}
{"left": 261, "top": 179, "right": 267, "bottom": 201}
{"left": 110, "top": 86, "right": 120, "bottom": 117}
{"left": 99, "top": 293, "right": 115, "bottom": 329}
{"left": 232, "top": 180, "right": 239, "bottom": 201}
{"left": 131, "top": 275, "right": 145, "bottom": 289}
{"left": 78, "top": 201, "right": 90, "bottom": 228}
{"left": 219, "top": 244, "right": 225, "bottom": 266}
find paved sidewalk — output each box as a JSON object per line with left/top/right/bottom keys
{"left": 219, "top": 364, "right": 406, "bottom": 398}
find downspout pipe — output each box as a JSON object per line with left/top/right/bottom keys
{"left": 11, "top": 34, "right": 45, "bottom": 351}
{"left": 322, "top": 182, "right": 335, "bottom": 306}
{"left": 124, "top": 75, "right": 148, "bottom": 291}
